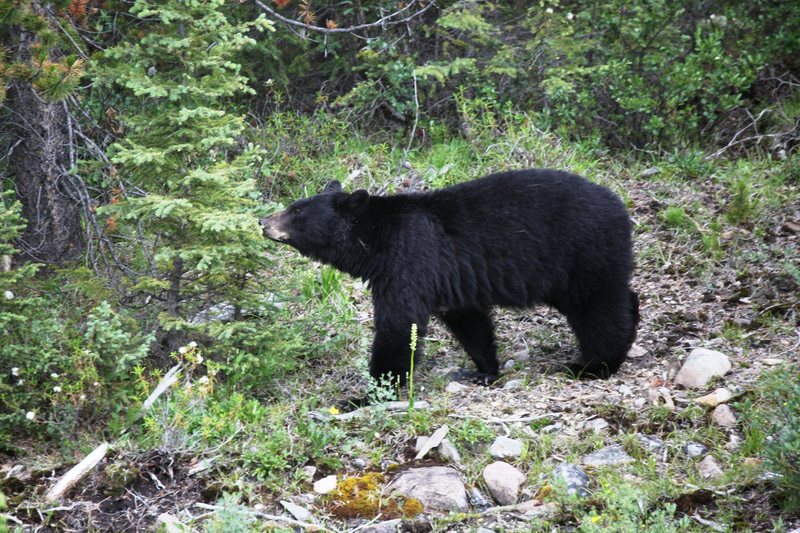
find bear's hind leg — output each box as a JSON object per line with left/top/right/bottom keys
{"left": 438, "top": 308, "right": 499, "bottom": 385}
{"left": 565, "top": 292, "right": 638, "bottom": 379}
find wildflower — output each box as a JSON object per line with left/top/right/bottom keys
{"left": 53, "top": 385, "right": 62, "bottom": 393}
{"left": 196, "top": 355, "right": 204, "bottom": 364}
{"left": 566, "top": 12, "right": 574, "bottom": 20}
{"left": 198, "top": 376, "right": 210, "bottom": 385}
{"left": 328, "top": 406, "right": 340, "bottom": 415}
{"left": 178, "top": 346, "right": 188, "bottom": 354}
{"left": 51, "top": 372, "right": 59, "bottom": 379}
{"left": 26, "top": 411, "right": 35, "bottom": 421}
{"left": 80, "top": 394, "right": 86, "bottom": 400}
{"left": 591, "top": 516, "right": 601, "bottom": 524}
{"left": 545, "top": 7, "right": 553, "bottom": 14}
{"left": 188, "top": 341, "right": 197, "bottom": 348}
{"left": 4, "top": 290, "right": 13, "bottom": 300}
{"left": 18, "top": 380, "right": 25, "bottom": 386}
{"left": 93, "top": 381, "right": 100, "bottom": 387}
{"left": 11, "top": 367, "right": 19, "bottom": 376}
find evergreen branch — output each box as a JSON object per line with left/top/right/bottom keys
{"left": 252, "top": 0, "right": 435, "bottom": 35}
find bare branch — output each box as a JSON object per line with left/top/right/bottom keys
{"left": 253, "top": 0, "right": 435, "bottom": 36}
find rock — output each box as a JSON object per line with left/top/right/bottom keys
{"left": 313, "top": 475, "right": 337, "bottom": 494}
{"left": 415, "top": 425, "right": 449, "bottom": 460}
{"left": 514, "top": 349, "right": 531, "bottom": 361}
{"left": 438, "top": 439, "right": 463, "bottom": 466}
{"left": 517, "top": 500, "right": 558, "bottom": 517}
{"left": 674, "top": 349, "right": 731, "bottom": 388}
{"left": 301, "top": 465, "right": 317, "bottom": 482}
{"left": 352, "top": 458, "right": 368, "bottom": 469}
{"left": 633, "top": 397, "right": 647, "bottom": 409}
{"left": 384, "top": 466, "right": 468, "bottom": 512}
{"left": 581, "top": 445, "right": 634, "bottom": 467}
{"left": 503, "top": 379, "right": 524, "bottom": 390}
{"left": 190, "top": 302, "right": 235, "bottom": 324}
{"left": 637, "top": 434, "right": 664, "bottom": 453}
{"left": 684, "top": 442, "right": 708, "bottom": 458}
{"left": 552, "top": 462, "right": 590, "bottom": 497}
{"left": 483, "top": 461, "right": 526, "bottom": 505}
{"left": 415, "top": 436, "right": 428, "bottom": 452}
{"left": 362, "top": 519, "right": 402, "bottom": 533}
{"left": 280, "top": 501, "right": 312, "bottom": 522}
{"left": 627, "top": 343, "right": 648, "bottom": 358}
{"left": 503, "top": 359, "right": 516, "bottom": 370}
{"left": 155, "top": 513, "right": 190, "bottom": 533}
{"left": 469, "top": 487, "right": 492, "bottom": 509}
{"left": 711, "top": 405, "right": 737, "bottom": 428}
{"left": 476, "top": 528, "right": 496, "bottom": 533}
{"left": 697, "top": 456, "right": 724, "bottom": 479}
{"left": 640, "top": 167, "right": 661, "bottom": 177}
{"left": 742, "top": 458, "right": 762, "bottom": 469}
{"left": 445, "top": 381, "right": 468, "bottom": 394}
{"left": 761, "top": 358, "right": 784, "bottom": 366}
{"left": 618, "top": 384, "right": 633, "bottom": 396}
{"left": 541, "top": 422, "right": 562, "bottom": 434}
{"left": 584, "top": 418, "right": 609, "bottom": 433}
{"left": 694, "top": 387, "right": 733, "bottom": 407}
{"left": 489, "top": 436, "right": 524, "bottom": 459}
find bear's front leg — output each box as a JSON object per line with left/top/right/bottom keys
{"left": 369, "top": 305, "right": 430, "bottom": 389}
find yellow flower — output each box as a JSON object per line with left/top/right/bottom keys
{"left": 328, "top": 406, "right": 341, "bottom": 415}
{"left": 591, "top": 515, "right": 602, "bottom": 524}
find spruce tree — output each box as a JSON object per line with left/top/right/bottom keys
{"left": 92, "top": 0, "right": 275, "bottom": 352}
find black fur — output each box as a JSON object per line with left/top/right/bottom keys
{"left": 262, "top": 169, "right": 638, "bottom": 386}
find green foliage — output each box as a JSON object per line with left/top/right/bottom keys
{"left": 201, "top": 492, "right": 255, "bottom": 533}
{"left": 84, "top": 301, "right": 153, "bottom": 380}
{"left": 91, "top": 0, "right": 277, "bottom": 353}
{"left": 739, "top": 364, "right": 800, "bottom": 512}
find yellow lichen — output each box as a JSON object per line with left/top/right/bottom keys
{"left": 326, "top": 472, "right": 423, "bottom": 519}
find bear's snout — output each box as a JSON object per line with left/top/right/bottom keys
{"left": 261, "top": 212, "right": 290, "bottom": 242}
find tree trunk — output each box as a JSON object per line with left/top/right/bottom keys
{"left": 6, "top": 4, "right": 83, "bottom": 264}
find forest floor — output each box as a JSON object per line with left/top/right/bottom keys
{"left": 3, "top": 141, "right": 799, "bottom": 531}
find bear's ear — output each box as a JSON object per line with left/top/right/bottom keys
{"left": 322, "top": 180, "right": 342, "bottom": 194}
{"left": 339, "top": 189, "right": 369, "bottom": 213}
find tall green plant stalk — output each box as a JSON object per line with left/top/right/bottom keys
{"left": 408, "top": 323, "right": 418, "bottom": 412}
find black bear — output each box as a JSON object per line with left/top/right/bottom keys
{"left": 262, "top": 169, "right": 638, "bottom": 388}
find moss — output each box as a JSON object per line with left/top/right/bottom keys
{"left": 326, "top": 472, "right": 423, "bottom": 519}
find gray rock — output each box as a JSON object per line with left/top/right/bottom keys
{"left": 695, "top": 388, "right": 733, "bottom": 407}
{"left": 190, "top": 302, "right": 235, "bottom": 324}
{"left": 514, "top": 349, "right": 531, "bottom": 361}
{"left": 469, "top": 487, "right": 492, "bottom": 509}
{"left": 541, "top": 422, "right": 563, "bottom": 434}
{"left": 584, "top": 418, "right": 609, "bottom": 433}
{"left": 503, "top": 359, "right": 516, "bottom": 370}
{"left": 684, "top": 442, "right": 708, "bottom": 458}
{"left": 503, "top": 379, "right": 524, "bottom": 390}
{"left": 489, "top": 436, "right": 524, "bottom": 459}
{"left": 697, "top": 455, "right": 724, "bottom": 479}
{"left": 627, "top": 343, "right": 648, "bottom": 358}
{"left": 383, "top": 466, "right": 468, "bottom": 512}
{"left": 552, "top": 462, "right": 590, "bottom": 497}
{"left": 313, "top": 474, "right": 337, "bottom": 494}
{"left": 674, "top": 349, "right": 731, "bottom": 388}
{"left": 637, "top": 434, "right": 664, "bottom": 453}
{"left": 640, "top": 167, "right": 661, "bottom": 177}
{"left": 711, "top": 404, "right": 737, "bottom": 428}
{"left": 445, "top": 381, "right": 468, "bottom": 394}
{"left": 155, "top": 513, "right": 190, "bottom": 533}
{"left": 581, "top": 445, "right": 634, "bottom": 467}
{"left": 280, "top": 501, "right": 312, "bottom": 522}
{"left": 361, "top": 519, "right": 402, "bottom": 533}
{"left": 483, "top": 461, "right": 526, "bottom": 505}
{"left": 438, "top": 439, "right": 463, "bottom": 466}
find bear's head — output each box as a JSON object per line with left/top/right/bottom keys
{"left": 262, "top": 181, "right": 369, "bottom": 267}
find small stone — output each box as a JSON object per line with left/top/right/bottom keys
{"left": 695, "top": 388, "right": 733, "bottom": 407}
{"left": 469, "top": 487, "right": 492, "bottom": 509}
{"left": 384, "top": 466, "right": 468, "bottom": 512}
{"left": 313, "top": 474, "right": 337, "bottom": 494}
{"left": 637, "top": 434, "right": 664, "bottom": 453}
{"left": 582, "top": 445, "right": 634, "bottom": 467}
{"left": 552, "top": 462, "right": 590, "bottom": 497}
{"left": 352, "top": 458, "right": 368, "bottom": 469}
{"left": 438, "top": 439, "right": 463, "bottom": 466}
{"left": 640, "top": 167, "right": 661, "bottom": 177}
{"left": 674, "top": 348, "right": 731, "bottom": 388}
{"left": 483, "top": 461, "right": 526, "bottom": 505}
{"left": 361, "top": 519, "right": 402, "bottom": 533}
{"left": 697, "top": 456, "right": 724, "bottom": 479}
{"left": 584, "top": 418, "right": 609, "bottom": 433}
{"left": 541, "top": 422, "right": 562, "bottom": 434}
{"left": 503, "top": 379, "right": 524, "bottom": 390}
{"left": 155, "top": 513, "right": 190, "bottom": 533}
{"left": 761, "top": 358, "right": 784, "bottom": 366}
{"left": 415, "top": 436, "right": 429, "bottom": 452}
{"left": 514, "top": 349, "right": 531, "bottom": 361}
{"left": 633, "top": 397, "right": 646, "bottom": 409}
{"left": 742, "top": 458, "right": 762, "bottom": 469}
{"left": 301, "top": 465, "right": 317, "bottom": 482}
{"left": 684, "top": 442, "right": 708, "bottom": 458}
{"left": 280, "top": 501, "right": 312, "bottom": 522}
{"left": 445, "top": 381, "right": 468, "bottom": 394}
{"left": 415, "top": 425, "right": 449, "bottom": 460}
{"left": 618, "top": 384, "right": 633, "bottom": 396}
{"left": 711, "top": 404, "right": 737, "bottom": 428}
{"left": 503, "top": 359, "right": 516, "bottom": 370}
{"left": 489, "top": 436, "right": 524, "bottom": 459}
{"left": 627, "top": 343, "right": 648, "bottom": 358}
{"left": 725, "top": 433, "right": 741, "bottom": 451}
{"left": 517, "top": 500, "right": 558, "bottom": 516}
{"left": 475, "top": 528, "right": 496, "bottom": 533}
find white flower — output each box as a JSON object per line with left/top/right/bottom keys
{"left": 18, "top": 380, "right": 24, "bottom": 386}
{"left": 196, "top": 355, "right": 204, "bottom": 364}
{"left": 50, "top": 372, "right": 59, "bottom": 379}
{"left": 26, "top": 411, "right": 35, "bottom": 420}
{"left": 188, "top": 341, "right": 197, "bottom": 348}
{"left": 545, "top": 7, "right": 553, "bottom": 14}
{"left": 93, "top": 381, "right": 99, "bottom": 387}
{"left": 53, "top": 386, "right": 62, "bottom": 393}
{"left": 178, "top": 346, "right": 188, "bottom": 354}
{"left": 80, "top": 394, "right": 86, "bottom": 400}
{"left": 11, "top": 367, "right": 19, "bottom": 376}
{"left": 198, "top": 376, "right": 210, "bottom": 385}
{"left": 4, "top": 290, "right": 13, "bottom": 300}
{"left": 566, "top": 12, "right": 574, "bottom": 20}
